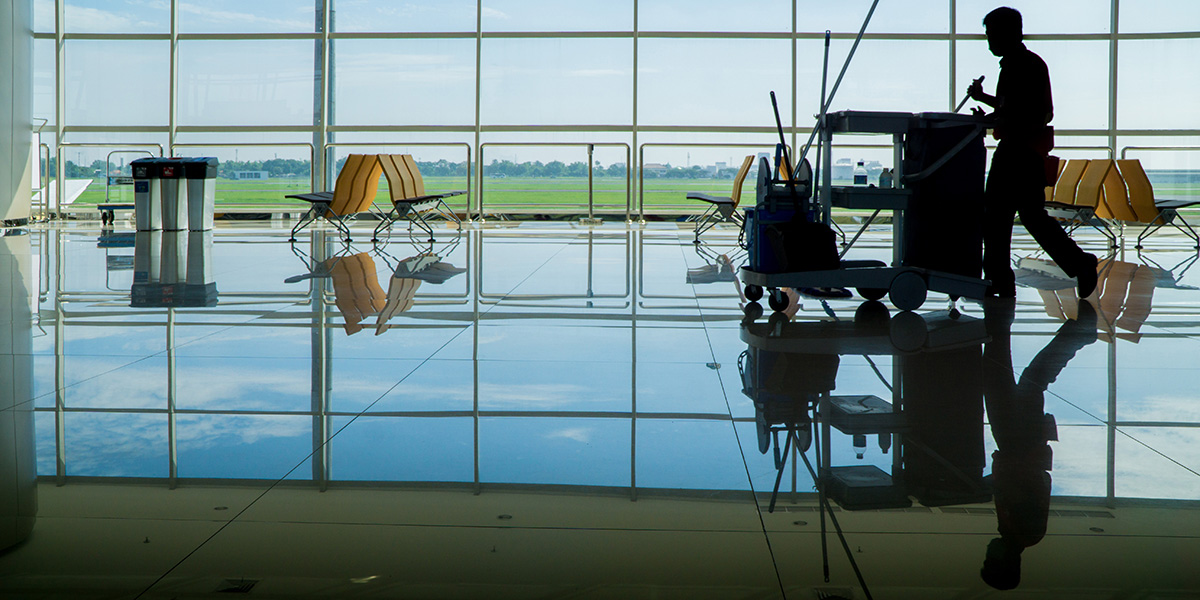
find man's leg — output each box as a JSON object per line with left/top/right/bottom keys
{"left": 1016, "top": 199, "right": 1099, "bottom": 297}
{"left": 983, "top": 174, "right": 1019, "bottom": 297}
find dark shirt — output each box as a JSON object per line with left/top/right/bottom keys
{"left": 994, "top": 43, "right": 1054, "bottom": 151}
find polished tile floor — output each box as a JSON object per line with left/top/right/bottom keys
{"left": 1, "top": 218, "right": 1199, "bottom": 599}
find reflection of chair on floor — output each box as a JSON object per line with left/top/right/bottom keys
{"left": 1021, "top": 256, "right": 1159, "bottom": 343}
{"left": 373, "top": 247, "right": 467, "bottom": 335}
{"left": 287, "top": 154, "right": 383, "bottom": 242}
{"left": 1116, "top": 159, "right": 1200, "bottom": 250}
{"left": 689, "top": 155, "right": 754, "bottom": 243}
{"left": 686, "top": 242, "right": 745, "bottom": 285}
{"left": 373, "top": 154, "right": 465, "bottom": 243}
{"left": 323, "top": 252, "right": 386, "bottom": 335}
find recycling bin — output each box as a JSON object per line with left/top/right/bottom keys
{"left": 159, "top": 158, "right": 188, "bottom": 231}
{"left": 131, "top": 158, "right": 162, "bottom": 231}
{"left": 184, "top": 157, "right": 219, "bottom": 231}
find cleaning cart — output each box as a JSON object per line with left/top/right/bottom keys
{"left": 742, "top": 110, "right": 991, "bottom": 312}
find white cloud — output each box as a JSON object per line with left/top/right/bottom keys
{"left": 546, "top": 427, "right": 592, "bottom": 443}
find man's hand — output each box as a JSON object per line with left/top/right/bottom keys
{"left": 967, "top": 76, "right": 986, "bottom": 101}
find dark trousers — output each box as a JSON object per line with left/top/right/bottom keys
{"left": 983, "top": 146, "right": 1087, "bottom": 291}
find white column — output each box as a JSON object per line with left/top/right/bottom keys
{"left": 1, "top": 0, "right": 33, "bottom": 223}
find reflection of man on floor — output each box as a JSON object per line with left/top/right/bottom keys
{"left": 968, "top": 7, "right": 1097, "bottom": 299}
{"left": 979, "top": 298, "right": 1098, "bottom": 589}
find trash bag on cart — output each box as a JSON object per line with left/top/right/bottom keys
{"left": 745, "top": 207, "right": 839, "bottom": 274}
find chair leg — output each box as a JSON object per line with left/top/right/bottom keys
{"left": 1168, "top": 210, "right": 1200, "bottom": 249}
{"left": 290, "top": 207, "right": 320, "bottom": 242}
{"left": 373, "top": 207, "right": 398, "bottom": 242}
{"left": 693, "top": 204, "right": 722, "bottom": 243}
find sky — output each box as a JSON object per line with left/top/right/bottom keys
{"left": 28, "top": 0, "right": 1200, "bottom": 169}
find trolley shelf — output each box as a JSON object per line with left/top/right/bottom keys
{"left": 831, "top": 186, "right": 910, "bottom": 211}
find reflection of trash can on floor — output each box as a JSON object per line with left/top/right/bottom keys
{"left": 131, "top": 158, "right": 163, "bottom": 231}
{"left": 184, "top": 157, "right": 219, "bottom": 231}
{"left": 160, "top": 158, "right": 189, "bottom": 231}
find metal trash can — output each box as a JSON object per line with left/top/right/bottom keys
{"left": 184, "top": 157, "right": 219, "bottom": 231}
{"left": 131, "top": 158, "right": 162, "bottom": 231}
{"left": 159, "top": 158, "right": 189, "bottom": 231}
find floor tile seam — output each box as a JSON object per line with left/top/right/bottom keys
{"left": 683, "top": 239, "right": 789, "bottom": 597}
{"left": 187, "top": 521, "right": 771, "bottom": 534}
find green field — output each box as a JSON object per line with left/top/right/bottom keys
{"left": 67, "top": 175, "right": 750, "bottom": 214}
{"left": 59, "top": 174, "right": 1200, "bottom": 216}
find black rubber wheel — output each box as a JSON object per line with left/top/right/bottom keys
{"left": 858, "top": 287, "right": 888, "bottom": 301}
{"left": 768, "top": 288, "right": 790, "bottom": 312}
{"left": 888, "top": 272, "right": 928, "bottom": 312}
{"left": 744, "top": 284, "right": 764, "bottom": 301}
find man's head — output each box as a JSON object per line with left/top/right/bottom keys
{"left": 984, "top": 7, "right": 1023, "bottom": 57}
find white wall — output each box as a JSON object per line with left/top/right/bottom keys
{"left": 0, "top": 0, "right": 33, "bottom": 222}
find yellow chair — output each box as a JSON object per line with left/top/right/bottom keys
{"left": 688, "top": 155, "right": 755, "bottom": 243}
{"left": 287, "top": 154, "right": 384, "bottom": 242}
{"left": 373, "top": 154, "right": 465, "bottom": 243}
{"left": 1116, "top": 159, "right": 1200, "bottom": 249}
{"left": 1044, "top": 158, "right": 1117, "bottom": 247}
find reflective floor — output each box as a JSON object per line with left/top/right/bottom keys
{"left": 2, "top": 218, "right": 1199, "bottom": 599}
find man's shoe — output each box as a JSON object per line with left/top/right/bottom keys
{"left": 1076, "top": 254, "right": 1099, "bottom": 298}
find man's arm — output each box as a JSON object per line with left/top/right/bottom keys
{"left": 968, "top": 76, "right": 1001, "bottom": 110}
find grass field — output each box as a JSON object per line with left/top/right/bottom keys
{"left": 68, "top": 175, "right": 750, "bottom": 214}
{"left": 61, "top": 174, "right": 1200, "bottom": 215}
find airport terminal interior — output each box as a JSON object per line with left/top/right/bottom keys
{"left": 3, "top": 1, "right": 1200, "bottom": 599}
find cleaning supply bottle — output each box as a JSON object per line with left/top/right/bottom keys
{"left": 853, "top": 160, "right": 868, "bottom": 186}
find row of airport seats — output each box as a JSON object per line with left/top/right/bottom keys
{"left": 286, "top": 153, "right": 464, "bottom": 243}
{"left": 1044, "top": 158, "right": 1199, "bottom": 250}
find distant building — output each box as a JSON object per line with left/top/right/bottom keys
{"left": 643, "top": 163, "right": 668, "bottom": 175}
{"left": 234, "top": 171, "right": 269, "bottom": 180}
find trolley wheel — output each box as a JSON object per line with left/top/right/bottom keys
{"left": 743, "top": 301, "right": 764, "bottom": 321}
{"left": 768, "top": 288, "right": 790, "bottom": 312}
{"left": 857, "top": 287, "right": 888, "bottom": 301}
{"left": 888, "top": 272, "right": 928, "bottom": 312}
{"left": 745, "top": 284, "right": 764, "bottom": 302}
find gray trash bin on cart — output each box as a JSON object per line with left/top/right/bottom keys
{"left": 131, "top": 158, "right": 163, "bottom": 231}
{"left": 184, "top": 157, "right": 219, "bottom": 231}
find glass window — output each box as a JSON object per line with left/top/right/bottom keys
{"left": 481, "top": 38, "right": 632, "bottom": 125}
{"left": 33, "top": 39, "right": 54, "bottom": 128}
{"left": 1119, "top": 0, "right": 1200, "bottom": 33}
{"left": 1118, "top": 39, "right": 1200, "bottom": 130}
{"left": 956, "top": 0, "right": 1110, "bottom": 35}
{"left": 639, "top": 0, "right": 790, "bottom": 33}
{"left": 64, "top": 41, "right": 170, "bottom": 127}
{"left": 333, "top": 0, "right": 476, "bottom": 33}
{"left": 334, "top": 39, "right": 475, "bottom": 127}
{"left": 65, "top": 0, "right": 169, "bottom": 34}
{"left": 178, "top": 0, "right": 316, "bottom": 34}
{"left": 798, "top": 0, "right": 949, "bottom": 34}
{"left": 178, "top": 40, "right": 315, "bottom": 127}
{"left": 956, "top": 40, "right": 1109, "bottom": 130}
{"left": 483, "top": 0, "right": 633, "bottom": 32}
{"left": 806, "top": 40, "right": 949, "bottom": 117}
{"left": 638, "top": 39, "right": 791, "bottom": 127}
{"left": 33, "top": 0, "right": 53, "bottom": 34}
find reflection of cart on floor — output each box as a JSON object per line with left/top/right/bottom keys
{"left": 741, "top": 109, "right": 992, "bottom": 312}
{"left": 740, "top": 304, "right": 991, "bottom": 513}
